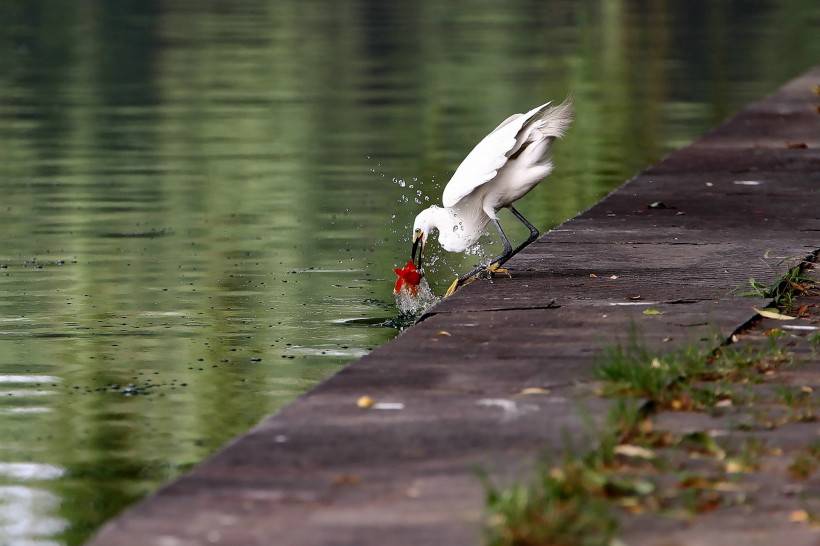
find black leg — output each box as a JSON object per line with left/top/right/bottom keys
{"left": 456, "top": 219, "right": 513, "bottom": 284}
{"left": 509, "top": 205, "right": 540, "bottom": 256}
{"left": 444, "top": 214, "right": 537, "bottom": 297}
{"left": 493, "top": 218, "right": 513, "bottom": 261}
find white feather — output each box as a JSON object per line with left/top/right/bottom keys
{"left": 441, "top": 98, "right": 573, "bottom": 209}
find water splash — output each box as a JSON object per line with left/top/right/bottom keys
{"left": 393, "top": 277, "right": 439, "bottom": 316}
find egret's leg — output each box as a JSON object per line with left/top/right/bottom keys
{"left": 464, "top": 219, "right": 513, "bottom": 276}
{"left": 509, "top": 206, "right": 540, "bottom": 256}
{"left": 445, "top": 220, "right": 514, "bottom": 297}
{"left": 487, "top": 218, "right": 514, "bottom": 276}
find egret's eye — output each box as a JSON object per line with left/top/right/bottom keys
{"left": 414, "top": 228, "right": 421, "bottom": 235}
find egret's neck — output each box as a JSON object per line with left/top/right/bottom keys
{"left": 427, "top": 202, "right": 489, "bottom": 253}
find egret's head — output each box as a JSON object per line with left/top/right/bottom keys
{"left": 411, "top": 206, "right": 438, "bottom": 270}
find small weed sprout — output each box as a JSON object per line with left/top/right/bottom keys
{"left": 774, "top": 386, "right": 806, "bottom": 408}
{"left": 743, "top": 278, "right": 769, "bottom": 298}
{"left": 594, "top": 331, "right": 789, "bottom": 410}
{"left": 484, "top": 457, "right": 619, "bottom": 546}
{"left": 788, "top": 441, "right": 820, "bottom": 480}
{"left": 788, "top": 452, "right": 818, "bottom": 480}
{"left": 728, "top": 438, "right": 766, "bottom": 473}
{"left": 484, "top": 401, "right": 662, "bottom": 546}
{"left": 766, "top": 328, "right": 786, "bottom": 350}
{"left": 809, "top": 331, "right": 820, "bottom": 353}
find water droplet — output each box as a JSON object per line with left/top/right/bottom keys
{"left": 394, "top": 278, "right": 439, "bottom": 316}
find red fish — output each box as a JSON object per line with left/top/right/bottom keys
{"left": 393, "top": 260, "right": 422, "bottom": 296}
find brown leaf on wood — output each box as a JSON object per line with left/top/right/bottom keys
{"left": 332, "top": 474, "right": 361, "bottom": 486}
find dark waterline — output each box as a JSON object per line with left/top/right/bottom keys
{"left": 0, "top": 1, "right": 818, "bottom": 544}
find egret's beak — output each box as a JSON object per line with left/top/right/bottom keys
{"left": 411, "top": 231, "right": 424, "bottom": 270}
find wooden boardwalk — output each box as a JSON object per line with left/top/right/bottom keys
{"left": 89, "top": 67, "right": 820, "bottom": 546}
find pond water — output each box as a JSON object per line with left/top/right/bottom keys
{"left": 0, "top": 1, "right": 817, "bottom": 544}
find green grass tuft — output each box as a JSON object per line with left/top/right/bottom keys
{"left": 788, "top": 441, "right": 820, "bottom": 480}
{"left": 594, "top": 330, "right": 791, "bottom": 411}
{"left": 484, "top": 459, "right": 619, "bottom": 546}
{"left": 484, "top": 400, "right": 661, "bottom": 546}
{"left": 809, "top": 332, "right": 820, "bottom": 353}
{"left": 743, "top": 262, "right": 815, "bottom": 312}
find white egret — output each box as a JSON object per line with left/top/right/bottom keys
{"left": 411, "top": 98, "right": 573, "bottom": 296}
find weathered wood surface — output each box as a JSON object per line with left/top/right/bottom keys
{"left": 88, "top": 66, "right": 820, "bottom": 546}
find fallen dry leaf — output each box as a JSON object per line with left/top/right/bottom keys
{"left": 695, "top": 492, "right": 723, "bottom": 513}
{"left": 614, "top": 444, "right": 656, "bottom": 459}
{"left": 643, "top": 308, "right": 663, "bottom": 316}
{"left": 436, "top": 330, "right": 452, "bottom": 336}
{"left": 356, "top": 395, "right": 375, "bottom": 409}
{"left": 754, "top": 307, "right": 797, "bottom": 320}
{"left": 790, "top": 509, "right": 809, "bottom": 523}
{"left": 678, "top": 476, "right": 715, "bottom": 489}
{"left": 712, "top": 481, "right": 753, "bottom": 493}
{"left": 617, "top": 497, "right": 645, "bottom": 514}
{"left": 332, "top": 474, "right": 361, "bottom": 486}
{"left": 519, "top": 387, "right": 550, "bottom": 396}
{"left": 786, "top": 142, "right": 808, "bottom": 149}
{"left": 725, "top": 459, "right": 753, "bottom": 474}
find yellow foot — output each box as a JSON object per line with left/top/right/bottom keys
{"left": 444, "top": 278, "right": 460, "bottom": 298}
{"left": 444, "top": 275, "right": 479, "bottom": 298}
{"left": 488, "top": 263, "right": 511, "bottom": 278}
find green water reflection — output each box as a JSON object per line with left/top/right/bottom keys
{"left": 0, "top": 1, "right": 817, "bottom": 544}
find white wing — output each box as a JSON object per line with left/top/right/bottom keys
{"left": 442, "top": 101, "right": 553, "bottom": 208}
